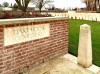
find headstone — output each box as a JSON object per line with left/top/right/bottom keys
{"left": 78, "top": 24, "right": 92, "bottom": 68}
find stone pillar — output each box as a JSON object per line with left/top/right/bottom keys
{"left": 78, "top": 24, "right": 92, "bottom": 68}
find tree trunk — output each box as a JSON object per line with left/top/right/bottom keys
{"left": 98, "top": 0, "right": 100, "bottom": 12}
{"left": 94, "top": 0, "right": 97, "bottom": 11}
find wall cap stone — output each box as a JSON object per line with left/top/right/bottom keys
{"left": 0, "top": 17, "right": 67, "bottom": 25}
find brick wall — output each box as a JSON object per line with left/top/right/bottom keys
{"left": 0, "top": 17, "right": 68, "bottom": 74}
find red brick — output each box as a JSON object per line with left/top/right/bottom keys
{"left": 0, "top": 69, "right": 3, "bottom": 73}
{"left": 5, "top": 24, "right": 15, "bottom": 28}
{"left": 0, "top": 62, "right": 3, "bottom": 65}
{"left": 20, "top": 23, "right": 28, "bottom": 26}
{"left": 0, "top": 29, "right": 4, "bottom": 32}
{"left": 4, "top": 70, "right": 11, "bottom": 74}
{"left": 0, "top": 36, "right": 3, "bottom": 40}
{"left": 0, "top": 19, "right": 68, "bottom": 74}
{"left": 4, "top": 45, "right": 14, "bottom": 49}
{"left": 0, "top": 25, "right": 4, "bottom": 28}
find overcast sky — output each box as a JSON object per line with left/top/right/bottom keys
{"left": 0, "top": 0, "right": 86, "bottom": 9}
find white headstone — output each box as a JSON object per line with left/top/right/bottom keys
{"left": 78, "top": 24, "right": 92, "bottom": 68}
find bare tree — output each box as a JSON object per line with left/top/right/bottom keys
{"left": 82, "top": 0, "right": 91, "bottom": 10}
{"left": 15, "top": 0, "right": 30, "bottom": 12}
{"left": 31, "top": 0, "right": 53, "bottom": 13}
{"left": 83, "top": 0, "right": 100, "bottom": 11}
{"left": 12, "top": 3, "right": 18, "bottom": 10}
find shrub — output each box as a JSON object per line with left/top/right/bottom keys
{"left": 0, "top": 11, "right": 52, "bottom": 19}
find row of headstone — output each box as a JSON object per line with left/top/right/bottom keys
{"left": 66, "top": 13, "right": 100, "bottom": 22}
{"left": 41, "top": 12, "right": 100, "bottom": 22}
{"left": 41, "top": 12, "right": 67, "bottom": 17}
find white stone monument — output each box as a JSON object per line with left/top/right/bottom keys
{"left": 78, "top": 24, "right": 92, "bottom": 68}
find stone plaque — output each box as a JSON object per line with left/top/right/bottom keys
{"left": 4, "top": 24, "right": 50, "bottom": 46}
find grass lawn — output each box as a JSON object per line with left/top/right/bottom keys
{"left": 68, "top": 19, "right": 100, "bottom": 67}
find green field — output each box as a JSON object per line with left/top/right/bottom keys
{"left": 68, "top": 19, "right": 100, "bottom": 67}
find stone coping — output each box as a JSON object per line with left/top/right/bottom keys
{"left": 0, "top": 17, "right": 67, "bottom": 25}
{"left": 64, "top": 53, "right": 100, "bottom": 74}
